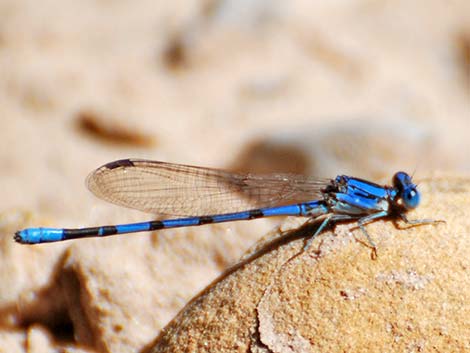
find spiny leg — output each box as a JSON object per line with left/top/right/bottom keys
{"left": 399, "top": 213, "right": 446, "bottom": 226}
{"left": 303, "top": 215, "right": 331, "bottom": 251}
{"left": 356, "top": 211, "right": 389, "bottom": 253}
{"left": 303, "top": 214, "right": 356, "bottom": 251}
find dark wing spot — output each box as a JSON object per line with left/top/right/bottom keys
{"left": 105, "top": 159, "right": 135, "bottom": 170}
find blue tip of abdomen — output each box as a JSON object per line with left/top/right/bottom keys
{"left": 14, "top": 228, "right": 64, "bottom": 244}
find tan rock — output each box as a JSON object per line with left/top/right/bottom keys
{"left": 148, "top": 175, "right": 470, "bottom": 352}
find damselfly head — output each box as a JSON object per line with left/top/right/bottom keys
{"left": 393, "top": 172, "right": 420, "bottom": 210}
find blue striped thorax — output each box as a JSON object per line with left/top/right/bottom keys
{"left": 324, "top": 175, "right": 394, "bottom": 215}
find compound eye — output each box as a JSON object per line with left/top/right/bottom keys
{"left": 393, "top": 171, "right": 411, "bottom": 190}
{"left": 402, "top": 188, "right": 420, "bottom": 209}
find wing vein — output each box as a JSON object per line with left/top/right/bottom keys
{"left": 86, "top": 159, "right": 329, "bottom": 216}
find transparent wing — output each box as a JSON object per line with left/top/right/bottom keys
{"left": 86, "top": 159, "right": 329, "bottom": 216}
